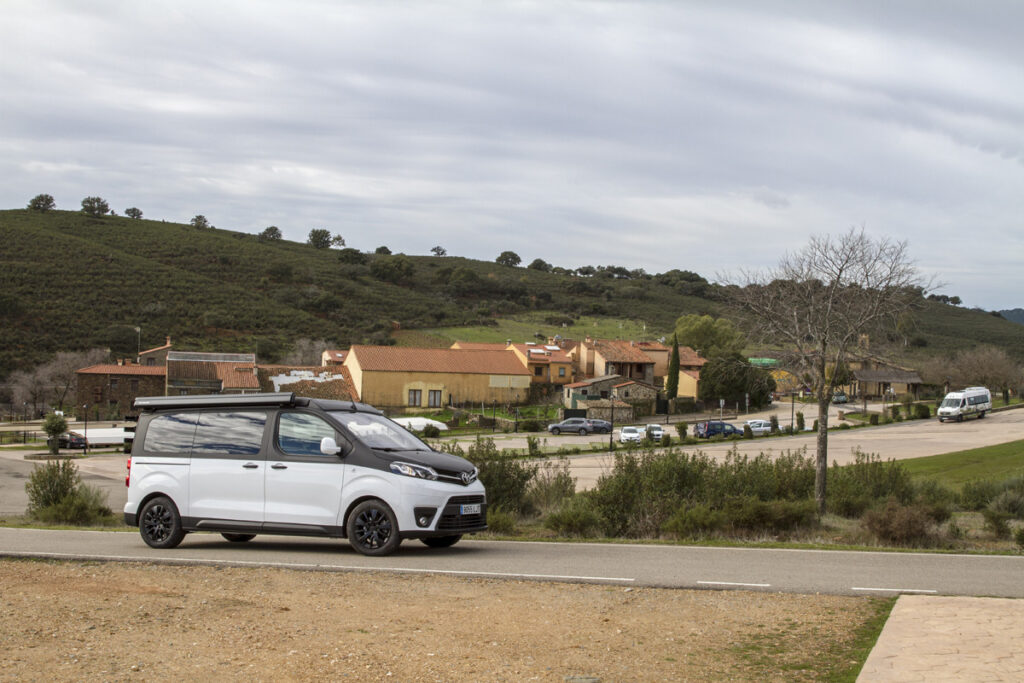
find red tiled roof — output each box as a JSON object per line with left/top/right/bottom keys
{"left": 216, "top": 363, "right": 259, "bottom": 390}
{"left": 678, "top": 345, "right": 707, "bottom": 367}
{"left": 78, "top": 364, "right": 166, "bottom": 376}
{"left": 323, "top": 349, "right": 347, "bottom": 362}
{"left": 592, "top": 339, "right": 653, "bottom": 364}
{"left": 511, "top": 343, "right": 572, "bottom": 365}
{"left": 450, "top": 342, "right": 509, "bottom": 350}
{"left": 636, "top": 341, "right": 668, "bottom": 352}
{"left": 350, "top": 346, "right": 530, "bottom": 375}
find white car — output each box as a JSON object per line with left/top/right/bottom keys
{"left": 618, "top": 426, "right": 643, "bottom": 443}
{"left": 745, "top": 419, "right": 773, "bottom": 436}
{"left": 643, "top": 424, "right": 665, "bottom": 440}
{"left": 125, "top": 393, "right": 486, "bottom": 556}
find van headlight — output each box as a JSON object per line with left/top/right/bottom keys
{"left": 390, "top": 461, "right": 438, "bottom": 480}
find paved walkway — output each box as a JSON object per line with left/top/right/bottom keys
{"left": 858, "top": 595, "right": 1024, "bottom": 681}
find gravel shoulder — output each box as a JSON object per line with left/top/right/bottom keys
{"left": 0, "top": 559, "right": 885, "bottom": 681}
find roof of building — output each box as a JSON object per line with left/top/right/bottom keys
{"left": 77, "top": 364, "right": 166, "bottom": 376}
{"left": 511, "top": 343, "right": 572, "bottom": 365}
{"left": 348, "top": 346, "right": 530, "bottom": 375}
{"left": 167, "top": 351, "right": 256, "bottom": 363}
{"left": 565, "top": 374, "right": 622, "bottom": 389}
{"left": 854, "top": 368, "right": 924, "bottom": 384}
{"left": 614, "top": 379, "right": 659, "bottom": 390}
{"left": 677, "top": 345, "right": 707, "bottom": 367}
{"left": 139, "top": 336, "right": 173, "bottom": 356}
{"left": 166, "top": 360, "right": 260, "bottom": 390}
{"left": 322, "top": 349, "right": 347, "bottom": 363}
{"left": 450, "top": 342, "right": 509, "bottom": 351}
{"left": 635, "top": 341, "right": 669, "bottom": 352}
{"left": 591, "top": 339, "right": 654, "bottom": 364}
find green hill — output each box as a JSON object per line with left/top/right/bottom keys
{"left": 1, "top": 208, "right": 1022, "bottom": 378}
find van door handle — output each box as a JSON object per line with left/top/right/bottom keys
{"left": 271, "top": 463, "right": 287, "bottom": 470}
{"left": 242, "top": 463, "right": 258, "bottom": 469}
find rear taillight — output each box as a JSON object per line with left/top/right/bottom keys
{"left": 125, "top": 457, "right": 131, "bottom": 487}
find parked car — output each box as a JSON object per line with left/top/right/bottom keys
{"left": 745, "top": 419, "right": 772, "bottom": 436}
{"left": 618, "top": 426, "right": 643, "bottom": 443}
{"left": 642, "top": 424, "right": 664, "bottom": 440}
{"left": 831, "top": 391, "right": 848, "bottom": 404}
{"left": 547, "top": 417, "right": 610, "bottom": 435}
{"left": 125, "top": 392, "right": 485, "bottom": 556}
{"left": 57, "top": 432, "right": 86, "bottom": 449}
{"left": 695, "top": 420, "right": 743, "bottom": 439}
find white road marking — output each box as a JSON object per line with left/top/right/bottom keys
{"left": 0, "top": 550, "right": 636, "bottom": 583}
{"left": 851, "top": 586, "right": 937, "bottom": 594}
{"left": 697, "top": 580, "right": 770, "bottom": 588}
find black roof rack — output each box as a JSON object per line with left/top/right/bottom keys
{"left": 133, "top": 392, "right": 298, "bottom": 410}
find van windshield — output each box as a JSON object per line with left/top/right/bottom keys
{"left": 329, "top": 411, "right": 431, "bottom": 452}
{"left": 940, "top": 398, "right": 960, "bottom": 408}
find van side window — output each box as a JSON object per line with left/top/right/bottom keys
{"left": 278, "top": 413, "right": 337, "bottom": 456}
{"left": 192, "top": 411, "right": 267, "bottom": 456}
{"left": 143, "top": 413, "right": 199, "bottom": 453}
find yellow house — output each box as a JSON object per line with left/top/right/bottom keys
{"left": 450, "top": 341, "right": 574, "bottom": 385}
{"left": 344, "top": 346, "right": 532, "bottom": 409}
{"left": 673, "top": 345, "right": 707, "bottom": 399}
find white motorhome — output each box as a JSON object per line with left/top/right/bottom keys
{"left": 937, "top": 387, "right": 992, "bottom": 423}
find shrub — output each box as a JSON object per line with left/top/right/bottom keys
{"left": 32, "top": 484, "right": 114, "bottom": 526}
{"left": 989, "top": 490, "right": 1024, "bottom": 519}
{"left": 828, "top": 451, "right": 914, "bottom": 518}
{"left": 869, "top": 414, "right": 879, "bottom": 426}
{"left": 462, "top": 438, "right": 538, "bottom": 513}
{"left": 659, "top": 433, "right": 672, "bottom": 448}
{"left": 721, "top": 496, "right": 818, "bottom": 534}
{"left": 486, "top": 506, "right": 517, "bottom": 535}
{"left": 26, "top": 459, "right": 80, "bottom": 514}
{"left": 982, "top": 508, "right": 1012, "bottom": 539}
{"left": 662, "top": 503, "right": 726, "bottom": 538}
{"left": 525, "top": 435, "right": 542, "bottom": 458}
{"left": 890, "top": 405, "right": 901, "bottom": 420}
{"left": 675, "top": 422, "right": 688, "bottom": 439}
{"left": 1015, "top": 526, "right": 1024, "bottom": 550}
{"left": 862, "top": 499, "right": 936, "bottom": 546}
{"left": 812, "top": 419, "right": 819, "bottom": 432}
{"left": 742, "top": 424, "right": 753, "bottom": 439}
{"left": 796, "top": 411, "right": 805, "bottom": 431}
{"left": 960, "top": 479, "right": 1003, "bottom": 511}
{"left": 544, "top": 495, "right": 602, "bottom": 537}
{"left": 525, "top": 458, "right": 575, "bottom": 515}
{"left": 43, "top": 413, "right": 67, "bottom": 455}
{"left": 421, "top": 424, "right": 441, "bottom": 438}
{"left": 520, "top": 419, "right": 541, "bottom": 432}
{"left": 769, "top": 415, "right": 779, "bottom": 433}
{"left": 913, "top": 403, "right": 931, "bottom": 420}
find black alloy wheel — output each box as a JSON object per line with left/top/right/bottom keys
{"left": 551, "top": 427, "right": 561, "bottom": 435}
{"left": 139, "top": 496, "right": 185, "bottom": 549}
{"left": 347, "top": 500, "right": 401, "bottom": 556}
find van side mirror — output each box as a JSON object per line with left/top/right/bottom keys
{"left": 320, "top": 437, "right": 342, "bottom": 456}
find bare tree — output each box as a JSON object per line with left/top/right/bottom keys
{"left": 42, "top": 349, "right": 110, "bottom": 411}
{"left": 948, "top": 346, "right": 1023, "bottom": 405}
{"left": 725, "top": 227, "right": 927, "bottom": 513}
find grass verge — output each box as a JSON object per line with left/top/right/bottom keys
{"left": 900, "top": 439, "right": 1024, "bottom": 490}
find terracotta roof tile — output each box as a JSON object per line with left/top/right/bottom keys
{"left": 349, "top": 346, "right": 530, "bottom": 375}
{"left": 592, "top": 339, "right": 653, "bottom": 364}
{"left": 77, "top": 364, "right": 166, "bottom": 376}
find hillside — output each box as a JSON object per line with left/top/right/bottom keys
{"left": 1000, "top": 308, "right": 1024, "bottom": 326}
{"left": 2, "top": 208, "right": 1023, "bottom": 378}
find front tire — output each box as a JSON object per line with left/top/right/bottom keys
{"left": 139, "top": 496, "right": 185, "bottom": 549}
{"left": 421, "top": 535, "right": 462, "bottom": 548}
{"left": 979, "top": 411, "right": 986, "bottom": 419}
{"left": 551, "top": 428, "right": 560, "bottom": 435}
{"left": 221, "top": 533, "right": 256, "bottom": 543}
{"left": 347, "top": 500, "right": 401, "bottom": 556}
{"left": 578, "top": 428, "right": 587, "bottom": 435}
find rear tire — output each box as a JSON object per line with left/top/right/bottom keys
{"left": 979, "top": 411, "right": 986, "bottom": 419}
{"left": 551, "top": 427, "right": 560, "bottom": 435}
{"left": 221, "top": 533, "right": 256, "bottom": 543}
{"left": 139, "top": 496, "right": 185, "bottom": 549}
{"left": 420, "top": 535, "right": 462, "bottom": 548}
{"left": 578, "top": 428, "right": 587, "bottom": 435}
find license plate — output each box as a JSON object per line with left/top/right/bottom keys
{"left": 460, "top": 503, "right": 481, "bottom": 515}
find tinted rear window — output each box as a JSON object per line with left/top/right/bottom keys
{"left": 192, "top": 411, "right": 267, "bottom": 456}
{"left": 143, "top": 413, "right": 199, "bottom": 453}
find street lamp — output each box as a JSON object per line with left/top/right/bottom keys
{"left": 135, "top": 326, "right": 141, "bottom": 361}
{"left": 83, "top": 404, "right": 89, "bottom": 456}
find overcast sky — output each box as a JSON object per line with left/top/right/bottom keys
{"left": 3, "top": 1, "right": 1022, "bottom": 309}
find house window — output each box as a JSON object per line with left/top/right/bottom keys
{"left": 428, "top": 390, "right": 442, "bottom": 408}
{"left": 408, "top": 389, "right": 422, "bottom": 407}
{"left": 559, "top": 367, "right": 566, "bottom": 377}
{"left": 130, "top": 379, "right": 139, "bottom": 392}
{"left": 535, "top": 366, "right": 543, "bottom": 377}
{"left": 146, "top": 357, "right": 156, "bottom": 366}
{"left": 110, "top": 379, "right": 118, "bottom": 390}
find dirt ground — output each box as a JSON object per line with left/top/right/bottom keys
{"left": 0, "top": 560, "right": 884, "bottom": 682}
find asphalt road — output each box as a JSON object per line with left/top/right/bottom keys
{"left": 1, "top": 527, "right": 1022, "bottom": 598}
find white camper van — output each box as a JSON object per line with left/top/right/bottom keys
{"left": 937, "top": 387, "right": 992, "bottom": 423}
